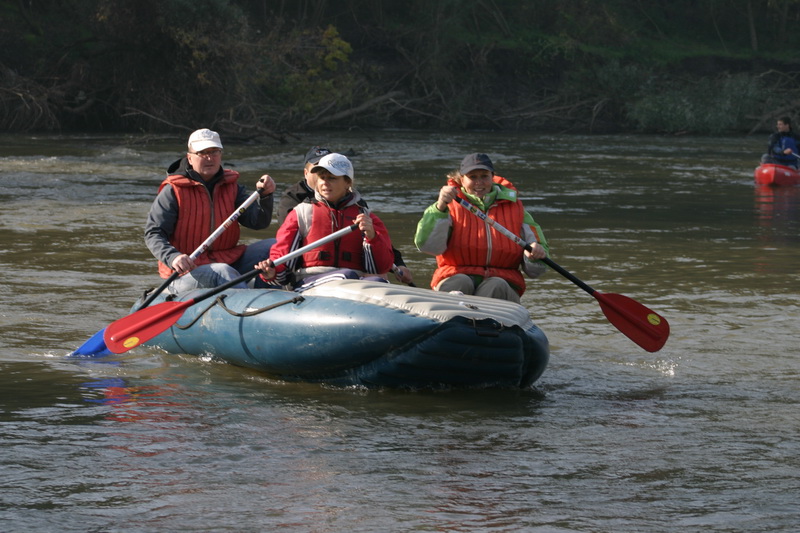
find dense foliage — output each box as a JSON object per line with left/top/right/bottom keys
{"left": 2, "top": 0, "right": 800, "bottom": 138}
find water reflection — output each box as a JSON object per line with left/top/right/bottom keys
{"left": 754, "top": 184, "right": 800, "bottom": 223}
{"left": 754, "top": 184, "right": 800, "bottom": 240}
{"left": 81, "top": 377, "right": 187, "bottom": 425}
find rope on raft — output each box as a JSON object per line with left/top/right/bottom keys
{"left": 174, "top": 294, "right": 305, "bottom": 330}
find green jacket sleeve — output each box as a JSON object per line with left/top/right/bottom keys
{"left": 521, "top": 210, "right": 549, "bottom": 278}
{"left": 414, "top": 203, "right": 452, "bottom": 255}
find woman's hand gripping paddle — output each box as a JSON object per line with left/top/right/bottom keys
{"left": 454, "top": 197, "right": 669, "bottom": 352}
{"left": 70, "top": 191, "right": 262, "bottom": 357}
{"left": 102, "top": 224, "right": 359, "bottom": 354}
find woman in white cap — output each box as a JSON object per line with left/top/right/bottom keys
{"left": 275, "top": 145, "right": 414, "bottom": 285}
{"left": 144, "top": 128, "right": 277, "bottom": 292}
{"left": 257, "top": 153, "right": 394, "bottom": 291}
{"left": 414, "top": 153, "right": 549, "bottom": 303}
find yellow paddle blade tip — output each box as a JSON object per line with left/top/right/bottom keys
{"left": 122, "top": 337, "right": 140, "bottom": 349}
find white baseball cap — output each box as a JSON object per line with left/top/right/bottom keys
{"left": 188, "top": 128, "right": 223, "bottom": 152}
{"left": 311, "top": 153, "right": 354, "bottom": 180}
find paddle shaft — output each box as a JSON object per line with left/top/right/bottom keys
{"left": 70, "top": 190, "right": 264, "bottom": 356}
{"left": 453, "top": 198, "right": 596, "bottom": 293}
{"left": 126, "top": 222, "right": 358, "bottom": 321}
{"left": 139, "top": 190, "right": 262, "bottom": 309}
{"left": 106, "top": 223, "right": 359, "bottom": 349}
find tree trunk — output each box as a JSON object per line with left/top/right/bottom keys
{"left": 746, "top": 0, "right": 758, "bottom": 52}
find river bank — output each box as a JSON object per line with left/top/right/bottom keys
{"left": 4, "top": 2, "right": 800, "bottom": 138}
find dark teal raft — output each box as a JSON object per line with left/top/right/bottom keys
{"left": 139, "top": 280, "right": 549, "bottom": 389}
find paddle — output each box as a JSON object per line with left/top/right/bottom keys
{"left": 141, "top": 190, "right": 263, "bottom": 309}
{"left": 70, "top": 190, "right": 261, "bottom": 356}
{"left": 454, "top": 197, "right": 670, "bottom": 352}
{"left": 102, "top": 223, "right": 359, "bottom": 354}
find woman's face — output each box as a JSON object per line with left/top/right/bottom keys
{"left": 314, "top": 169, "right": 350, "bottom": 203}
{"left": 460, "top": 169, "right": 493, "bottom": 198}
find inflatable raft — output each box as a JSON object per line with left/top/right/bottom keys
{"left": 754, "top": 163, "right": 800, "bottom": 186}
{"left": 139, "top": 279, "right": 550, "bottom": 389}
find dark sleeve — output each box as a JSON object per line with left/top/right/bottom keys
{"left": 276, "top": 191, "right": 298, "bottom": 226}
{"left": 276, "top": 181, "right": 314, "bottom": 226}
{"left": 392, "top": 247, "right": 405, "bottom": 267}
{"left": 237, "top": 184, "right": 273, "bottom": 230}
{"left": 144, "top": 184, "right": 181, "bottom": 267}
{"left": 768, "top": 133, "right": 782, "bottom": 154}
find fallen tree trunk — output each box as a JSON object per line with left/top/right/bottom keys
{"left": 304, "top": 90, "right": 404, "bottom": 127}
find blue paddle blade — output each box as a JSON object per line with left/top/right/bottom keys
{"left": 70, "top": 327, "right": 113, "bottom": 357}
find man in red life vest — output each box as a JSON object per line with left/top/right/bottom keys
{"left": 144, "top": 128, "right": 276, "bottom": 293}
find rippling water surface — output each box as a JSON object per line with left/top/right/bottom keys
{"left": 1, "top": 131, "right": 798, "bottom": 531}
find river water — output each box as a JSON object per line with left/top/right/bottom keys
{"left": 1, "top": 131, "right": 798, "bottom": 531}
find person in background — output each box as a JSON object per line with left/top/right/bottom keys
{"left": 275, "top": 145, "right": 331, "bottom": 226}
{"left": 414, "top": 153, "right": 549, "bottom": 303}
{"left": 276, "top": 145, "right": 414, "bottom": 285}
{"left": 257, "top": 153, "right": 394, "bottom": 291}
{"left": 762, "top": 116, "right": 799, "bottom": 169}
{"left": 144, "top": 128, "right": 276, "bottom": 293}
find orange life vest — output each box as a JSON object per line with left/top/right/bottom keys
{"left": 156, "top": 170, "right": 245, "bottom": 278}
{"left": 430, "top": 175, "right": 528, "bottom": 295}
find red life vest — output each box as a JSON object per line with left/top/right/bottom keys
{"left": 430, "top": 175, "right": 528, "bottom": 295}
{"left": 156, "top": 170, "right": 245, "bottom": 278}
{"left": 272, "top": 198, "right": 394, "bottom": 278}
{"left": 300, "top": 201, "right": 370, "bottom": 270}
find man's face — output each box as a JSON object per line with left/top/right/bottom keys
{"left": 187, "top": 148, "right": 223, "bottom": 181}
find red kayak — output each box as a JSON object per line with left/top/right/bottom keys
{"left": 754, "top": 163, "right": 800, "bottom": 186}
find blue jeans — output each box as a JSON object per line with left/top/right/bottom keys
{"left": 168, "top": 238, "right": 275, "bottom": 294}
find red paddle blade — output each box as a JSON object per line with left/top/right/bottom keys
{"left": 594, "top": 292, "right": 670, "bottom": 352}
{"left": 103, "top": 300, "right": 193, "bottom": 354}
